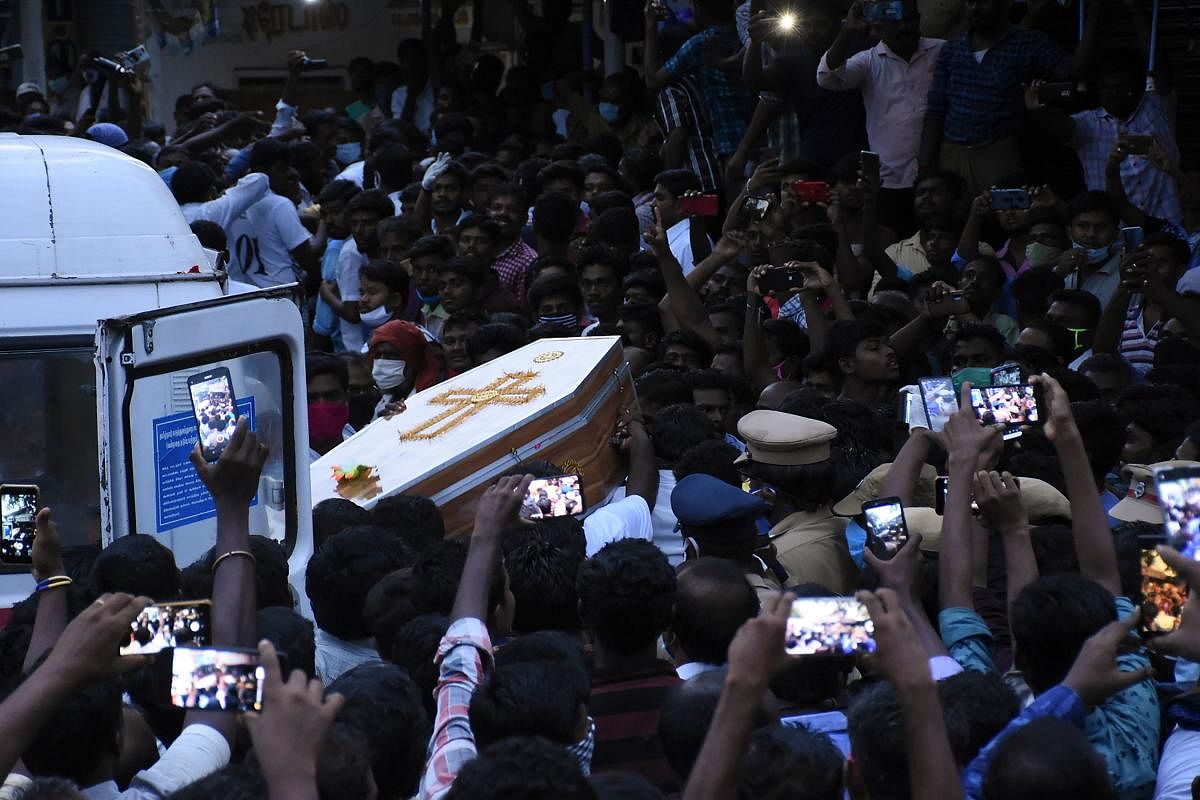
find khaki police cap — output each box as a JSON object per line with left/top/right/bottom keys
{"left": 1111, "top": 460, "right": 1200, "bottom": 524}
{"left": 735, "top": 410, "right": 837, "bottom": 467}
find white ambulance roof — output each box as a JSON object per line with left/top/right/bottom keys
{"left": 0, "top": 133, "right": 211, "bottom": 280}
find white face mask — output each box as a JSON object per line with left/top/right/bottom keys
{"left": 372, "top": 359, "right": 407, "bottom": 390}
{"left": 360, "top": 306, "right": 392, "bottom": 326}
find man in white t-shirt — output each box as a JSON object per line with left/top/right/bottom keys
{"left": 226, "top": 139, "right": 320, "bottom": 288}
{"left": 173, "top": 163, "right": 270, "bottom": 235}
{"left": 581, "top": 416, "right": 661, "bottom": 556}
{"left": 653, "top": 168, "right": 712, "bottom": 275}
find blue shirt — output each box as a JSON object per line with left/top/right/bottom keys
{"left": 312, "top": 238, "right": 346, "bottom": 341}
{"left": 925, "top": 26, "right": 1069, "bottom": 145}
{"left": 663, "top": 26, "right": 754, "bottom": 157}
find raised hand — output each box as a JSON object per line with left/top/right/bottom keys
{"left": 864, "top": 532, "right": 926, "bottom": 598}
{"left": 473, "top": 474, "right": 533, "bottom": 541}
{"left": 42, "top": 593, "right": 153, "bottom": 684}
{"left": 1062, "top": 611, "right": 1155, "bottom": 707}
{"left": 190, "top": 417, "right": 269, "bottom": 510}
{"left": 1028, "top": 373, "right": 1075, "bottom": 444}
{"left": 726, "top": 591, "right": 793, "bottom": 687}
{"left": 31, "top": 508, "right": 64, "bottom": 582}
{"left": 859, "top": 588, "right": 931, "bottom": 691}
{"left": 973, "top": 471, "right": 1028, "bottom": 534}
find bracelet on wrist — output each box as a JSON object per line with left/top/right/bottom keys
{"left": 212, "top": 549, "right": 256, "bottom": 573}
{"left": 36, "top": 576, "right": 72, "bottom": 592}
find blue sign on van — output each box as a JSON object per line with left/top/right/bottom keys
{"left": 154, "top": 397, "right": 256, "bottom": 532}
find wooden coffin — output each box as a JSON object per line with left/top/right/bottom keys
{"left": 310, "top": 336, "right": 636, "bottom": 535}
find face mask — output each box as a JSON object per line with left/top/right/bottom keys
{"left": 538, "top": 313, "right": 577, "bottom": 329}
{"left": 951, "top": 367, "right": 993, "bottom": 394}
{"left": 308, "top": 402, "right": 349, "bottom": 443}
{"left": 564, "top": 718, "right": 596, "bottom": 776}
{"left": 598, "top": 101, "right": 621, "bottom": 123}
{"left": 1072, "top": 241, "right": 1112, "bottom": 265}
{"left": 48, "top": 77, "right": 70, "bottom": 94}
{"left": 335, "top": 142, "right": 362, "bottom": 166}
{"left": 1024, "top": 241, "right": 1063, "bottom": 269}
{"left": 372, "top": 359, "right": 407, "bottom": 390}
{"left": 360, "top": 306, "right": 392, "bottom": 327}
{"left": 158, "top": 165, "right": 178, "bottom": 187}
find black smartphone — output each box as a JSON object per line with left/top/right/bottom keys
{"left": 1141, "top": 548, "right": 1188, "bottom": 636}
{"left": 1154, "top": 463, "right": 1200, "bottom": 559}
{"left": 969, "top": 384, "right": 1043, "bottom": 440}
{"left": 1121, "top": 226, "right": 1144, "bottom": 253}
{"left": 990, "top": 363, "right": 1022, "bottom": 387}
{"left": 990, "top": 188, "right": 1031, "bottom": 211}
{"left": 862, "top": 496, "right": 909, "bottom": 559}
{"left": 122, "top": 600, "right": 213, "bottom": 656}
{"left": 784, "top": 597, "right": 876, "bottom": 656}
{"left": 187, "top": 367, "right": 237, "bottom": 462}
{"left": 936, "top": 476, "right": 982, "bottom": 515}
{"left": 169, "top": 647, "right": 265, "bottom": 712}
{"left": 1037, "top": 82, "right": 1075, "bottom": 105}
{"left": 919, "top": 377, "right": 957, "bottom": 433}
{"left": 0, "top": 485, "right": 38, "bottom": 565}
{"left": 859, "top": 150, "right": 881, "bottom": 186}
{"left": 925, "top": 290, "right": 968, "bottom": 318}
{"left": 760, "top": 264, "right": 805, "bottom": 295}
{"left": 523, "top": 474, "right": 585, "bottom": 519}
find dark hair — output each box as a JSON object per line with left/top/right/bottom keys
{"left": 1071, "top": 400, "right": 1126, "bottom": 483}
{"left": 1010, "top": 574, "right": 1117, "bottom": 693}
{"left": 456, "top": 212, "right": 503, "bottom": 242}
{"left": 589, "top": 189, "right": 634, "bottom": 216}
{"left": 672, "top": 558, "right": 759, "bottom": 664}
{"left": 170, "top": 160, "right": 216, "bottom": 204}
{"left": 1067, "top": 190, "right": 1119, "bottom": 226}
{"left": 317, "top": 722, "right": 376, "bottom": 800}
{"left": 659, "top": 671, "right": 734, "bottom": 782}
{"left": 257, "top": 606, "right": 316, "bottom": 680}
{"left": 470, "top": 659, "right": 590, "bottom": 747}
{"left": 487, "top": 181, "right": 527, "bottom": 209}
{"left": 190, "top": 219, "right": 226, "bottom": 252}
{"left": 440, "top": 255, "right": 489, "bottom": 288}
{"left": 938, "top": 670, "right": 1020, "bottom": 766}
{"left": 1079, "top": 352, "right": 1132, "bottom": 385}
{"left": 470, "top": 162, "right": 511, "bottom": 187}
{"left": 1119, "top": 384, "right": 1199, "bottom": 450}
{"left": 1021, "top": 319, "right": 1072, "bottom": 360}
{"left": 411, "top": 537, "right": 507, "bottom": 618}
{"left": 577, "top": 539, "right": 676, "bottom": 654}
{"left": 445, "top": 737, "right": 596, "bottom": 800}
{"left": 738, "top": 724, "right": 844, "bottom": 800}
{"left": 653, "top": 168, "right": 701, "bottom": 199}
{"left": 180, "top": 535, "right": 293, "bottom": 609}
{"left": 328, "top": 662, "right": 432, "bottom": 799}
{"left": 371, "top": 494, "right": 445, "bottom": 553}
{"left": 620, "top": 301, "right": 665, "bottom": 336}
{"left": 576, "top": 244, "right": 629, "bottom": 279}
{"left": 307, "top": 350, "right": 351, "bottom": 393}
{"left": 620, "top": 147, "right": 662, "bottom": 191}
{"left": 366, "top": 143, "right": 415, "bottom": 192}
{"left": 410, "top": 234, "right": 457, "bottom": 261}
{"left": 22, "top": 676, "right": 122, "bottom": 784}
{"left": 313, "top": 499, "right": 372, "bottom": 552}
{"left": 318, "top": 178, "right": 362, "bottom": 206}
{"left": 528, "top": 275, "right": 585, "bottom": 314}
{"left": 673, "top": 439, "right": 743, "bottom": 485}
{"left": 164, "top": 764, "right": 265, "bottom": 800}
{"left": 982, "top": 718, "right": 1116, "bottom": 800}
{"left": 1144, "top": 230, "right": 1192, "bottom": 270}
{"left": 662, "top": 328, "right": 716, "bottom": 365}
{"left": 825, "top": 319, "right": 888, "bottom": 367}
{"left": 651, "top": 403, "right": 719, "bottom": 463}
{"left": 305, "top": 527, "right": 414, "bottom": 640}
{"left": 347, "top": 189, "right": 395, "bottom": 220}
{"left": 954, "top": 323, "right": 1009, "bottom": 359}
{"left": 379, "top": 612, "right": 449, "bottom": 718}
{"left": 360, "top": 258, "right": 411, "bottom": 299}
{"left": 846, "top": 681, "right": 910, "bottom": 800}
{"left": 469, "top": 323, "right": 528, "bottom": 360}
{"left": 1047, "top": 288, "right": 1103, "bottom": 328}
{"left": 249, "top": 137, "right": 292, "bottom": 173}
{"left": 589, "top": 772, "right": 665, "bottom": 799}
{"left": 91, "top": 534, "right": 180, "bottom": 601}
{"left": 533, "top": 192, "right": 579, "bottom": 244}
{"left": 761, "top": 318, "right": 811, "bottom": 360}
{"left": 506, "top": 535, "right": 586, "bottom": 633}
{"left": 538, "top": 160, "right": 586, "bottom": 192}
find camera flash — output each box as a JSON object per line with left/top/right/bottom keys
{"left": 777, "top": 11, "right": 796, "bottom": 29}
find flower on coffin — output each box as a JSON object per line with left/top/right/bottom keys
{"left": 332, "top": 464, "right": 381, "bottom": 501}
{"left": 398, "top": 371, "right": 547, "bottom": 442}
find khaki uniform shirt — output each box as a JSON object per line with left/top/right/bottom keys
{"left": 768, "top": 509, "right": 858, "bottom": 595}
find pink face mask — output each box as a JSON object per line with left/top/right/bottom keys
{"left": 308, "top": 402, "right": 350, "bottom": 443}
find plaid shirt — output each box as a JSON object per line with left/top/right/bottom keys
{"left": 662, "top": 26, "right": 754, "bottom": 157}
{"left": 654, "top": 79, "right": 722, "bottom": 193}
{"left": 1072, "top": 93, "right": 1182, "bottom": 226}
{"left": 491, "top": 239, "right": 538, "bottom": 302}
{"left": 419, "top": 617, "right": 493, "bottom": 800}
{"left": 926, "top": 26, "right": 1068, "bottom": 145}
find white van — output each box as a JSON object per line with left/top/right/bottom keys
{"left": 0, "top": 134, "right": 314, "bottom": 616}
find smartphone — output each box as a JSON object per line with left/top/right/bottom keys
{"left": 936, "top": 476, "right": 983, "bottom": 515}
{"left": 863, "top": 0, "right": 905, "bottom": 21}
{"left": 859, "top": 151, "right": 881, "bottom": 186}
{"left": 862, "top": 496, "right": 909, "bottom": 559}
{"left": 919, "top": 377, "right": 957, "bottom": 433}
{"left": 1123, "top": 135, "right": 1154, "bottom": 155}
{"left": 1141, "top": 548, "right": 1189, "bottom": 635}
{"left": 0, "top": 485, "right": 38, "bottom": 565}
{"left": 990, "top": 363, "right": 1022, "bottom": 387}
{"left": 679, "top": 194, "right": 719, "bottom": 217}
{"left": 0, "top": 44, "right": 23, "bottom": 65}
{"left": 523, "top": 474, "right": 585, "bottom": 519}
{"left": 122, "top": 600, "right": 213, "bottom": 656}
{"left": 900, "top": 386, "right": 930, "bottom": 430}
{"left": 760, "top": 264, "right": 805, "bottom": 295}
{"left": 1121, "top": 226, "right": 1145, "bottom": 253}
{"left": 119, "top": 45, "right": 150, "bottom": 67}
{"left": 1037, "top": 82, "right": 1075, "bottom": 105}
{"left": 741, "top": 196, "right": 772, "bottom": 222}
{"left": 925, "top": 290, "right": 967, "bottom": 318}
{"left": 990, "top": 188, "right": 1031, "bottom": 211}
{"left": 188, "top": 367, "right": 237, "bottom": 462}
{"left": 1155, "top": 463, "right": 1200, "bottom": 559}
{"left": 784, "top": 597, "right": 876, "bottom": 657}
{"left": 170, "top": 647, "right": 265, "bottom": 712}
{"left": 791, "top": 180, "right": 830, "bottom": 205}
{"left": 969, "top": 385, "right": 1043, "bottom": 440}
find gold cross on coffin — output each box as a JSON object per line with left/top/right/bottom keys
{"left": 398, "top": 371, "right": 546, "bottom": 442}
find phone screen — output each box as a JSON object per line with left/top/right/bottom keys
{"left": 990, "top": 188, "right": 1031, "bottom": 211}
{"left": 0, "top": 486, "right": 38, "bottom": 564}
{"left": 969, "top": 385, "right": 1041, "bottom": 440}
{"left": 1157, "top": 467, "right": 1200, "bottom": 559}
{"left": 523, "top": 474, "right": 585, "bottom": 519}
{"left": 784, "top": 598, "right": 876, "bottom": 656}
{"left": 122, "top": 601, "right": 212, "bottom": 656}
{"left": 170, "top": 647, "right": 264, "bottom": 712}
{"left": 188, "top": 368, "right": 237, "bottom": 462}
{"left": 863, "top": 497, "right": 908, "bottom": 557}
{"left": 990, "top": 363, "right": 1021, "bottom": 386}
{"left": 860, "top": 151, "right": 881, "bottom": 184}
{"left": 1141, "top": 548, "right": 1188, "bottom": 635}
{"left": 919, "top": 377, "right": 956, "bottom": 432}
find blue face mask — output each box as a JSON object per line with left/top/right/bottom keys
{"left": 1072, "top": 241, "right": 1112, "bottom": 264}
{"left": 416, "top": 288, "right": 440, "bottom": 306}
{"left": 335, "top": 142, "right": 362, "bottom": 166}
{"left": 158, "top": 166, "right": 178, "bottom": 187}
{"left": 48, "top": 77, "right": 70, "bottom": 94}
{"left": 598, "top": 101, "right": 621, "bottom": 123}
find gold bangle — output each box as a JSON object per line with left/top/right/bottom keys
{"left": 212, "top": 549, "right": 256, "bottom": 573}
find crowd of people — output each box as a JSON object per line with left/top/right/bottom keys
{"left": 3, "top": 0, "right": 1200, "bottom": 795}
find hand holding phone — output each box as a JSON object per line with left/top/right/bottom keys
{"left": 859, "top": 150, "right": 881, "bottom": 188}
{"left": 1140, "top": 548, "right": 1189, "bottom": 635}
{"left": 188, "top": 367, "right": 238, "bottom": 462}
{"left": 968, "top": 384, "right": 1043, "bottom": 440}
{"left": 0, "top": 485, "right": 39, "bottom": 565}
{"left": 971, "top": 471, "right": 1026, "bottom": 532}
{"left": 170, "top": 647, "right": 265, "bottom": 712}
{"left": 862, "top": 497, "right": 909, "bottom": 559}
{"left": 990, "top": 188, "right": 1031, "bottom": 211}
{"left": 784, "top": 597, "right": 876, "bottom": 656}
{"left": 925, "top": 289, "right": 968, "bottom": 318}
{"left": 679, "top": 192, "right": 719, "bottom": 217}
{"left": 122, "top": 600, "right": 213, "bottom": 656}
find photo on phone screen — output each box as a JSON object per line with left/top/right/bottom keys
{"left": 1141, "top": 548, "right": 1188, "bottom": 635}
{"left": 784, "top": 598, "right": 876, "bottom": 656}
{"left": 919, "top": 377, "right": 957, "bottom": 432}
{"left": 0, "top": 485, "right": 38, "bottom": 565}
{"left": 1156, "top": 466, "right": 1200, "bottom": 559}
{"left": 188, "top": 367, "right": 237, "bottom": 462}
{"left": 990, "top": 363, "right": 1021, "bottom": 387}
{"left": 862, "top": 497, "right": 908, "bottom": 558}
{"left": 122, "top": 600, "right": 212, "bottom": 656}
{"left": 522, "top": 474, "right": 585, "bottom": 519}
{"left": 170, "top": 647, "right": 264, "bottom": 712}
{"left": 990, "top": 188, "right": 1031, "bottom": 211}
{"left": 969, "top": 385, "right": 1041, "bottom": 440}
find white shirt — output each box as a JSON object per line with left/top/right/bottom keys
{"left": 335, "top": 160, "right": 365, "bottom": 188}
{"left": 582, "top": 494, "right": 654, "bottom": 556}
{"left": 226, "top": 191, "right": 311, "bottom": 288}
{"left": 181, "top": 172, "right": 270, "bottom": 234}
{"left": 667, "top": 218, "right": 701, "bottom": 275}
{"left": 676, "top": 661, "right": 723, "bottom": 680}
{"left": 81, "top": 724, "right": 230, "bottom": 799}
{"left": 605, "top": 470, "right": 685, "bottom": 566}
{"left": 1154, "top": 728, "right": 1200, "bottom": 800}
{"left": 817, "top": 38, "right": 945, "bottom": 189}
{"left": 336, "top": 238, "right": 367, "bottom": 353}
{"left": 315, "top": 627, "right": 381, "bottom": 686}
{"left": 390, "top": 84, "right": 436, "bottom": 134}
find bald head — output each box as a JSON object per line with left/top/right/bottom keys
{"left": 757, "top": 380, "right": 805, "bottom": 411}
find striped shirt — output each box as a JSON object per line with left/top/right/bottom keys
{"left": 1118, "top": 295, "right": 1161, "bottom": 377}
{"left": 589, "top": 660, "right": 682, "bottom": 793}
{"left": 653, "top": 79, "right": 722, "bottom": 193}
{"left": 662, "top": 26, "right": 754, "bottom": 158}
